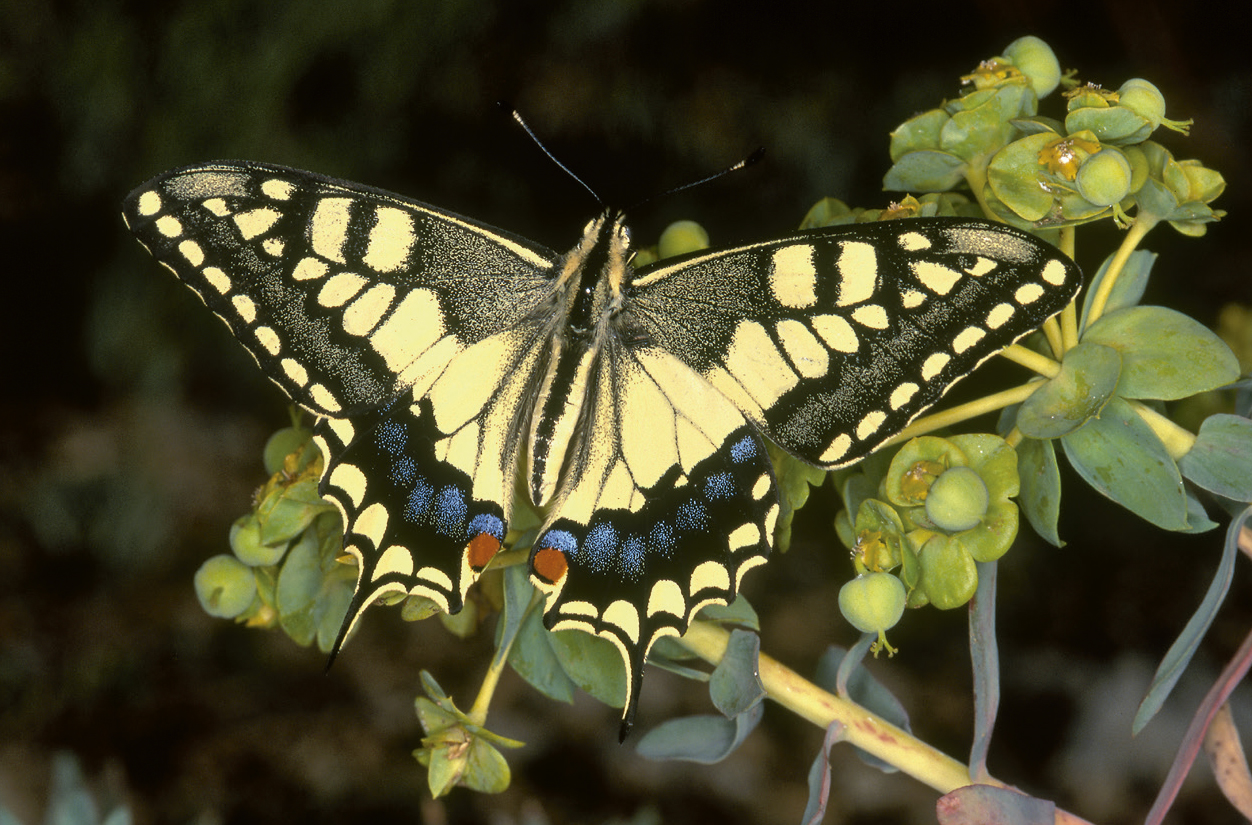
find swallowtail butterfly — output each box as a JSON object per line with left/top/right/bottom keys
{"left": 123, "top": 161, "right": 1080, "bottom": 738}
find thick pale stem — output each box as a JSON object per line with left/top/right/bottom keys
{"left": 678, "top": 622, "right": 1099, "bottom": 825}
{"left": 468, "top": 652, "right": 508, "bottom": 726}
{"left": 678, "top": 621, "right": 976, "bottom": 792}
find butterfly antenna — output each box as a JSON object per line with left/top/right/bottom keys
{"left": 631, "top": 146, "right": 765, "bottom": 211}
{"left": 501, "top": 103, "right": 603, "bottom": 207}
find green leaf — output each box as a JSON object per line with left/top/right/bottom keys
{"left": 495, "top": 565, "right": 532, "bottom": 657}
{"left": 937, "top": 785, "right": 1055, "bottom": 825}
{"left": 987, "top": 132, "right": 1058, "bottom": 222}
{"left": 1134, "top": 505, "right": 1245, "bottom": 734}
{"left": 1179, "top": 414, "right": 1252, "bottom": 502}
{"left": 770, "top": 446, "right": 827, "bottom": 552}
{"left": 940, "top": 85, "right": 1026, "bottom": 161}
{"left": 1181, "top": 492, "right": 1219, "bottom": 534}
{"left": 549, "top": 628, "right": 627, "bottom": 709}
{"left": 1065, "top": 105, "right": 1151, "bottom": 144}
{"left": 1084, "top": 306, "right": 1241, "bottom": 400}
{"left": 1061, "top": 396, "right": 1189, "bottom": 530}
{"left": 709, "top": 629, "right": 764, "bottom": 717}
{"left": 460, "top": 737, "right": 512, "bottom": 794}
{"left": 262, "top": 426, "right": 313, "bottom": 475}
{"left": 1134, "top": 177, "right": 1180, "bottom": 219}
{"left": 276, "top": 529, "right": 321, "bottom": 616}
{"left": 314, "top": 579, "right": 351, "bottom": 653}
{"left": 889, "top": 108, "right": 949, "bottom": 160}
{"left": 1016, "top": 437, "right": 1063, "bottom": 547}
{"left": 1017, "top": 342, "right": 1121, "bottom": 439}
{"left": 508, "top": 604, "right": 576, "bottom": 705}
{"left": 917, "top": 535, "right": 978, "bottom": 610}
{"left": 635, "top": 704, "right": 764, "bottom": 764}
{"left": 883, "top": 150, "right": 967, "bottom": 192}
{"left": 961, "top": 501, "right": 1019, "bottom": 563}
{"left": 814, "top": 645, "right": 911, "bottom": 772}
{"left": 949, "top": 434, "right": 1019, "bottom": 499}
{"left": 1079, "top": 250, "right": 1155, "bottom": 332}
{"left": 697, "top": 593, "right": 760, "bottom": 631}
{"left": 802, "top": 722, "right": 846, "bottom": 825}
{"left": 257, "top": 479, "right": 328, "bottom": 545}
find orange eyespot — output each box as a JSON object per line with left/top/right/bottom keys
{"left": 467, "top": 532, "right": 501, "bottom": 571}
{"left": 532, "top": 546, "right": 568, "bottom": 585}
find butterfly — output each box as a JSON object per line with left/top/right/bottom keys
{"left": 123, "top": 160, "right": 1080, "bottom": 738}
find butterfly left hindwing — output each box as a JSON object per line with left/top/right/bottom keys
{"left": 124, "top": 160, "right": 1081, "bottom": 738}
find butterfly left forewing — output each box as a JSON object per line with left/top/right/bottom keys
{"left": 122, "top": 161, "right": 557, "bottom": 417}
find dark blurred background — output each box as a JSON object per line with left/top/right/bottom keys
{"left": 2, "top": 1, "right": 1250, "bottom": 823}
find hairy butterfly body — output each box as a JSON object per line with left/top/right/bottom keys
{"left": 123, "top": 161, "right": 1081, "bottom": 738}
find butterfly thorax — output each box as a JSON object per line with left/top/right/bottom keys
{"left": 526, "top": 211, "right": 631, "bottom": 507}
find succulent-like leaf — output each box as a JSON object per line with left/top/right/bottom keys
{"left": 1061, "top": 396, "right": 1189, "bottom": 530}
{"left": 1084, "top": 306, "right": 1241, "bottom": 400}
{"left": 1017, "top": 342, "right": 1121, "bottom": 439}
{"left": 1179, "top": 414, "right": 1252, "bottom": 502}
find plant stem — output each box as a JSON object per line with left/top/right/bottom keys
{"left": 678, "top": 621, "right": 977, "bottom": 793}
{"left": 679, "top": 622, "right": 1100, "bottom": 825}
{"left": 1041, "top": 317, "right": 1065, "bottom": 360}
{"left": 1085, "top": 214, "right": 1157, "bottom": 327}
{"left": 965, "top": 161, "right": 998, "bottom": 221}
{"left": 883, "top": 382, "right": 1042, "bottom": 448}
{"left": 1130, "top": 400, "right": 1197, "bottom": 459}
{"left": 467, "top": 649, "right": 507, "bottom": 726}
{"left": 998, "top": 344, "right": 1062, "bottom": 378}
{"left": 467, "top": 584, "right": 536, "bottom": 726}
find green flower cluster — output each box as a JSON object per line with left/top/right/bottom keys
{"left": 192, "top": 423, "right": 353, "bottom": 653}
{"left": 413, "top": 672, "right": 523, "bottom": 797}
{"left": 835, "top": 435, "right": 1020, "bottom": 647}
{"left": 828, "top": 34, "right": 1248, "bottom": 659}
{"left": 886, "top": 36, "right": 1224, "bottom": 235}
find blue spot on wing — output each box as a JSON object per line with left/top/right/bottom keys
{"left": 730, "top": 435, "right": 757, "bottom": 463}
{"left": 540, "top": 529, "right": 577, "bottom": 554}
{"left": 403, "top": 478, "right": 434, "bottom": 522}
{"left": 377, "top": 417, "right": 407, "bottom": 454}
{"left": 390, "top": 456, "right": 418, "bottom": 486}
{"left": 468, "top": 512, "right": 505, "bottom": 541}
{"left": 648, "top": 522, "right": 675, "bottom": 558}
{"left": 583, "top": 524, "right": 619, "bottom": 573}
{"left": 704, "top": 471, "right": 734, "bottom": 500}
{"left": 621, "top": 535, "right": 646, "bottom": 579}
{"left": 676, "top": 500, "right": 709, "bottom": 531}
{"left": 433, "top": 486, "right": 467, "bottom": 537}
